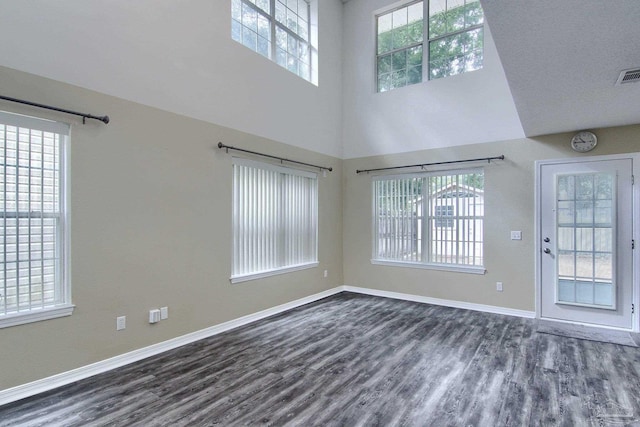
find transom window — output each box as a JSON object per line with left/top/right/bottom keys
{"left": 231, "top": 158, "right": 318, "bottom": 283}
{"left": 372, "top": 169, "right": 484, "bottom": 273}
{"left": 376, "top": 0, "right": 484, "bottom": 92}
{"left": 0, "top": 111, "right": 71, "bottom": 328}
{"left": 231, "top": 0, "right": 318, "bottom": 84}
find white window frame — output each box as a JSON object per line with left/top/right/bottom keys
{"left": 426, "top": 0, "right": 484, "bottom": 80}
{"left": 0, "top": 111, "right": 72, "bottom": 328}
{"left": 231, "top": 157, "right": 318, "bottom": 283}
{"left": 371, "top": 168, "right": 485, "bottom": 275}
{"left": 375, "top": 0, "right": 424, "bottom": 92}
{"left": 375, "top": 0, "right": 484, "bottom": 92}
{"left": 231, "top": 0, "right": 319, "bottom": 84}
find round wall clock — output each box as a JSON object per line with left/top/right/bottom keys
{"left": 570, "top": 131, "right": 597, "bottom": 153}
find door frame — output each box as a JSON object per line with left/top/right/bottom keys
{"left": 535, "top": 153, "right": 640, "bottom": 332}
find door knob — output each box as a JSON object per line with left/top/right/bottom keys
{"left": 543, "top": 237, "right": 550, "bottom": 243}
{"left": 544, "top": 248, "right": 551, "bottom": 254}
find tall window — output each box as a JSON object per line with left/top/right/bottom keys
{"left": 231, "top": 0, "right": 317, "bottom": 84}
{"left": 376, "top": 2, "right": 424, "bottom": 92}
{"left": 232, "top": 158, "right": 318, "bottom": 283}
{"left": 373, "top": 169, "right": 484, "bottom": 273}
{"left": 0, "top": 112, "right": 71, "bottom": 328}
{"left": 376, "top": 0, "right": 484, "bottom": 92}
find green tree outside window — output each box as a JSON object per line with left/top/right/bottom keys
{"left": 376, "top": 0, "right": 484, "bottom": 92}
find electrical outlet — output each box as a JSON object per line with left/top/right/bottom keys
{"left": 149, "top": 309, "right": 161, "bottom": 324}
{"left": 323, "top": 270, "right": 328, "bottom": 278}
{"left": 510, "top": 231, "right": 522, "bottom": 240}
{"left": 116, "top": 316, "right": 126, "bottom": 331}
{"left": 160, "top": 306, "right": 169, "bottom": 320}
{"left": 496, "top": 282, "right": 503, "bottom": 292}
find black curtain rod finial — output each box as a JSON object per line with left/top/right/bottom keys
{"left": 218, "top": 142, "right": 230, "bottom": 153}
{"left": 82, "top": 115, "right": 109, "bottom": 125}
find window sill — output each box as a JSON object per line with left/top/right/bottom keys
{"left": 371, "top": 259, "right": 486, "bottom": 275}
{"left": 230, "top": 262, "right": 319, "bottom": 284}
{"left": 0, "top": 304, "right": 75, "bottom": 329}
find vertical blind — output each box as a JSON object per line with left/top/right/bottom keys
{"left": 0, "top": 111, "right": 68, "bottom": 316}
{"left": 232, "top": 158, "right": 318, "bottom": 281}
{"left": 373, "top": 169, "right": 484, "bottom": 268}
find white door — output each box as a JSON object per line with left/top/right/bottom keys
{"left": 539, "top": 159, "right": 634, "bottom": 329}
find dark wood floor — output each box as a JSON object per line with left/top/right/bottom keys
{"left": 2, "top": 292, "right": 640, "bottom": 426}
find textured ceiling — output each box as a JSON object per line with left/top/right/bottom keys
{"left": 481, "top": 0, "right": 640, "bottom": 137}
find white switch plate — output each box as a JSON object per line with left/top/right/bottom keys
{"left": 510, "top": 231, "right": 522, "bottom": 240}
{"left": 323, "top": 270, "right": 328, "bottom": 278}
{"left": 160, "top": 306, "right": 169, "bottom": 320}
{"left": 116, "top": 316, "right": 126, "bottom": 331}
{"left": 496, "top": 282, "right": 503, "bottom": 292}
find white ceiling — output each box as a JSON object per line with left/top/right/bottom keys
{"left": 481, "top": 0, "right": 640, "bottom": 137}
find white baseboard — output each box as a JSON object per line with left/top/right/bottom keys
{"left": 0, "top": 287, "right": 343, "bottom": 406}
{"left": 343, "top": 285, "right": 536, "bottom": 319}
{"left": 0, "top": 285, "right": 534, "bottom": 406}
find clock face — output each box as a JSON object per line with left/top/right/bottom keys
{"left": 571, "top": 131, "right": 597, "bottom": 152}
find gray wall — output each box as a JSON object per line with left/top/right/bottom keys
{"left": 0, "top": 67, "right": 344, "bottom": 391}
{"left": 2, "top": 63, "right": 639, "bottom": 393}
{"left": 343, "top": 125, "right": 640, "bottom": 311}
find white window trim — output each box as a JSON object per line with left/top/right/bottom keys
{"left": 231, "top": 261, "right": 319, "bottom": 284}
{"left": 0, "top": 111, "right": 70, "bottom": 135}
{"left": 371, "top": 259, "right": 485, "bottom": 275}
{"left": 231, "top": 157, "right": 318, "bottom": 282}
{"left": 371, "top": 168, "right": 485, "bottom": 273}
{"left": 0, "top": 111, "right": 72, "bottom": 328}
{"left": 0, "top": 304, "right": 74, "bottom": 329}
{"left": 375, "top": 0, "right": 424, "bottom": 92}
{"left": 232, "top": 0, "right": 318, "bottom": 85}
{"left": 425, "top": 3, "right": 484, "bottom": 80}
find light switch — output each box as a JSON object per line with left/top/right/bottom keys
{"left": 510, "top": 231, "right": 522, "bottom": 240}
{"left": 116, "top": 316, "right": 126, "bottom": 331}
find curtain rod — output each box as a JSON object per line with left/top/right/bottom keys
{"left": 218, "top": 142, "right": 333, "bottom": 172}
{"left": 356, "top": 155, "right": 505, "bottom": 174}
{"left": 0, "top": 95, "right": 110, "bottom": 124}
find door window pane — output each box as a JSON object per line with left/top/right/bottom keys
{"left": 555, "top": 172, "right": 615, "bottom": 309}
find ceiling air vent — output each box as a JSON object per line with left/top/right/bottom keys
{"left": 616, "top": 68, "right": 640, "bottom": 85}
